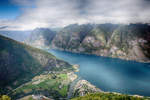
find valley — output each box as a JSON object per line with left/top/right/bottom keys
{"left": 0, "top": 24, "right": 150, "bottom": 100}
{"left": 0, "top": 35, "right": 102, "bottom": 100}
{"left": 1, "top": 0, "right": 150, "bottom": 99}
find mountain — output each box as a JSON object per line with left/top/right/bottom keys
{"left": 26, "top": 28, "right": 56, "bottom": 48}
{"left": 0, "top": 35, "right": 72, "bottom": 94}
{"left": 25, "top": 24, "right": 150, "bottom": 62}
{"left": 52, "top": 24, "right": 94, "bottom": 50}
{"left": 51, "top": 23, "right": 150, "bottom": 62}
{"left": 0, "top": 31, "right": 31, "bottom": 42}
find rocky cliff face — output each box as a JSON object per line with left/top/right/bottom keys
{"left": 73, "top": 80, "right": 101, "bottom": 97}
{"left": 51, "top": 24, "right": 93, "bottom": 51}
{"left": 52, "top": 24, "right": 150, "bottom": 62}
{"left": 0, "top": 35, "right": 72, "bottom": 93}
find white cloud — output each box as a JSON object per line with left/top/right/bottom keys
{"left": 1, "top": 0, "right": 150, "bottom": 30}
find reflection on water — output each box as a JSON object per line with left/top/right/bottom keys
{"left": 48, "top": 49, "right": 150, "bottom": 96}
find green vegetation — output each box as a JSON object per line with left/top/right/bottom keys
{"left": 28, "top": 97, "right": 34, "bottom": 100}
{"left": 1, "top": 23, "right": 150, "bottom": 99}
{"left": 12, "top": 73, "right": 71, "bottom": 100}
{"left": 0, "top": 35, "right": 72, "bottom": 94}
{"left": 72, "top": 93, "right": 150, "bottom": 100}
{"left": 0, "top": 95, "right": 11, "bottom": 100}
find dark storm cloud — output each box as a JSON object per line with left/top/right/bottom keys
{"left": 1, "top": 0, "right": 150, "bottom": 30}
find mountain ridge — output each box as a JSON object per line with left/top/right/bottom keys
{"left": 25, "top": 23, "right": 150, "bottom": 62}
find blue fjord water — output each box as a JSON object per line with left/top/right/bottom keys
{"left": 48, "top": 49, "right": 150, "bottom": 96}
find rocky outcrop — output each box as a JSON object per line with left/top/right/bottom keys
{"left": 73, "top": 80, "right": 102, "bottom": 97}
{"left": 51, "top": 24, "right": 93, "bottom": 51}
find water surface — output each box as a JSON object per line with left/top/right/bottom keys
{"left": 48, "top": 49, "right": 150, "bottom": 96}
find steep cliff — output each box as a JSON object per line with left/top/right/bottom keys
{"left": 52, "top": 24, "right": 150, "bottom": 62}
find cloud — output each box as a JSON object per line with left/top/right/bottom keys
{"left": 0, "top": 26, "right": 8, "bottom": 29}
{"left": 88, "top": 0, "right": 150, "bottom": 23}
{"left": 1, "top": 0, "right": 150, "bottom": 30}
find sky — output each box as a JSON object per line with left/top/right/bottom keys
{"left": 0, "top": 0, "right": 20, "bottom": 19}
{"left": 0, "top": 0, "right": 150, "bottom": 30}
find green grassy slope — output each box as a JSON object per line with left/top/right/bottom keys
{"left": 12, "top": 73, "right": 71, "bottom": 100}
{"left": 72, "top": 92, "right": 150, "bottom": 100}
{"left": 0, "top": 35, "right": 72, "bottom": 94}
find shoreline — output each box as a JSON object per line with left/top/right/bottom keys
{"left": 49, "top": 48, "right": 150, "bottom": 64}
{"left": 70, "top": 64, "right": 149, "bottom": 98}
{"left": 46, "top": 48, "right": 150, "bottom": 98}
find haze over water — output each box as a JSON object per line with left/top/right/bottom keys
{"left": 48, "top": 49, "right": 150, "bottom": 96}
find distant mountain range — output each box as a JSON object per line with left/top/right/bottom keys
{"left": 0, "top": 31, "right": 31, "bottom": 42}
{"left": 26, "top": 28, "right": 56, "bottom": 48}
{"left": 25, "top": 23, "right": 150, "bottom": 62}
{"left": 0, "top": 35, "right": 72, "bottom": 94}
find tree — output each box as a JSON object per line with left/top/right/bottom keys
{"left": 0, "top": 95, "right": 11, "bottom": 100}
